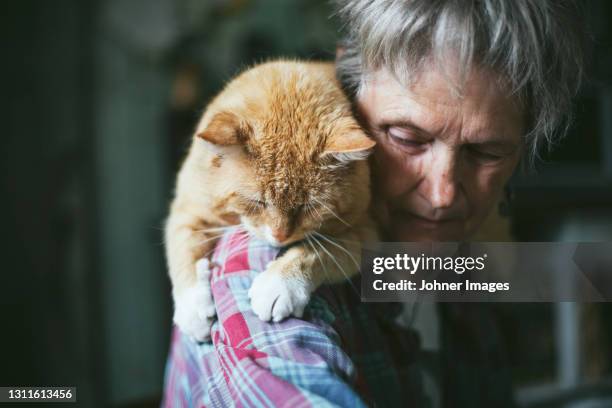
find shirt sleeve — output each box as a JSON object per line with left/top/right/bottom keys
{"left": 163, "top": 228, "right": 367, "bottom": 408}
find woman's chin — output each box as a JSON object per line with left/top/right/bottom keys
{"left": 387, "top": 218, "right": 466, "bottom": 242}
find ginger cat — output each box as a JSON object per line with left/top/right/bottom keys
{"left": 165, "top": 60, "right": 378, "bottom": 341}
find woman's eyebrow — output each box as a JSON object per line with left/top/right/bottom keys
{"left": 467, "top": 140, "right": 520, "bottom": 152}
{"left": 376, "top": 116, "right": 434, "bottom": 134}
{"left": 377, "top": 107, "right": 451, "bottom": 134}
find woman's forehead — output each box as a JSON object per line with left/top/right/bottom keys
{"left": 358, "top": 67, "right": 524, "bottom": 143}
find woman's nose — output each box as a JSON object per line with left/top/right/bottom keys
{"left": 420, "top": 146, "right": 458, "bottom": 209}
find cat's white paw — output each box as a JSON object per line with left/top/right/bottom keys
{"left": 173, "top": 258, "right": 217, "bottom": 342}
{"left": 248, "top": 270, "right": 312, "bottom": 322}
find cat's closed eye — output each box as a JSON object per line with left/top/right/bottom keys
{"left": 237, "top": 196, "right": 266, "bottom": 213}
{"left": 252, "top": 199, "right": 266, "bottom": 208}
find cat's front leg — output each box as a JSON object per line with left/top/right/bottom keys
{"left": 172, "top": 258, "right": 217, "bottom": 341}
{"left": 248, "top": 246, "right": 319, "bottom": 322}
{"left": 165, "top": 206, "right": 220, "bottom": 342}
{"left": 248, "top": 224, "right": 376, "bottom": 322}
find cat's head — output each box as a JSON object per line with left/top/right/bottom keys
{"left": 195, "top": 61, "right": 375, "bottom": 247}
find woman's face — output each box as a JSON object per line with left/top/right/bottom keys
{"left": 357, "top": 67, "right": 524, "bottom": 241}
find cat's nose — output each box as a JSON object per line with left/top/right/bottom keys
{"left": 272, "top": 229, "right": 289, "bottom": 243}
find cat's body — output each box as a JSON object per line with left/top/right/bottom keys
{"left": 165, "top": 60, "right": 378, "bottom": 341}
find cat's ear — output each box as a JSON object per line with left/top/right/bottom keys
{"left": 197, "top": 112, "right": 248, "bottom": 146}
{"left": 323, "top": 129, "right": 376, "bottom": 161}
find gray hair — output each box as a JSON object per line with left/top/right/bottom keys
{"left": 334, "top": 0, "right": 585, "bottom": 160}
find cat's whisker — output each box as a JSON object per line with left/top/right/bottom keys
{"left": 217, "top": 229, "right": 286, "bottom": 261}
{"left": 312, "top": 197, "right": 351, "bottom": 227}
{"left": 317, "top": 191, "right": 335, "bottom": 203}
{"left": 202, "top": 242, "right": 273, "bottom": 265}
{"left": 311, "top": 234, "right": 359, "bottom": 296}
{"left": 306, "top": 234, "right": 330, "bottom": 283}
{"left": 306, "top": 201, "right": 324, "bottom": 222}
{"left": 193, "top": 225, "right": 247, "bottom": 246}
{"left": 222, "top": 244, "right": 265, "bottom": 261}
{"left": 313, "top": 231, "right": 360, "bottom": 269}
{"left": 204, "top": 236, "right": 249, "bottom": 260}
{"left": 203, "top": 237, "right": 246, "bottom": 258}
{"left": 216, "top": 231, "right": 253, "bottom": 258}
{"left": 312, "top": 236, "right": 359, "bottom": 296}
{"left": 315, "top": 234, "right": 361, "bottom": 245}
{"left": 229, "top": 223, "right": 248, "bottom": 234}
{"left": 194, "top": 224, "right": 250, "bottom": 256}
{"left": 198, "top": 223, "right": 248, "bottom": 236}
{"left": 303, "top": 202, "right": 314, "bottom": 219}
{"left": 194, "top": 225, "right": 236, "bottom": 234}
{"left": 194, "top": 232, "right": 228, "bottom": 246}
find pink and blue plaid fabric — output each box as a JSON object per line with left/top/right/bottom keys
{"left": 162, "top": 228, "right": 423, "bottom": 408}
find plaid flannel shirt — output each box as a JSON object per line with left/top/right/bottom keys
{"left": 162, "top": 228, "right": 425, "bottom": 407}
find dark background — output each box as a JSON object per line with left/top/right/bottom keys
{"left": 1, "top": 0, "right": 610, "bottom": 407}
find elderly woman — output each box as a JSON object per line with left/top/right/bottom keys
{"left": 163, "top": 0, "right": 584, "bottom": 406}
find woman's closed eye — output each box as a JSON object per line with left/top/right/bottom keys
{"left": 465, "top": 145, "right": 506, "bottom": 163}
{"left": 386, "top": 126, "right": 429, "bottom": 150}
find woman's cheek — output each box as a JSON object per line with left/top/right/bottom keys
{"left": 467, "top": 164, "right": 512, "bottom": 221}
{"left": 374, "top": 143, "right": 422, "bottom": 198}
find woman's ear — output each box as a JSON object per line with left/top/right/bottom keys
{"left": 197, "top": 112, "right": 249, "bottom": 146}
{"left": 335, "top": 45, "right": 346, "bottom": 60}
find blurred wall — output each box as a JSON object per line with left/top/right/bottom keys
{"left": 2, "top": 0, "right": 177, "bottom": 405}
{"left": 94, "top": 0, "right": 176, "bottom": 404}
{"left": 1, "top": 0, "right": 100, "bottom": 406}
